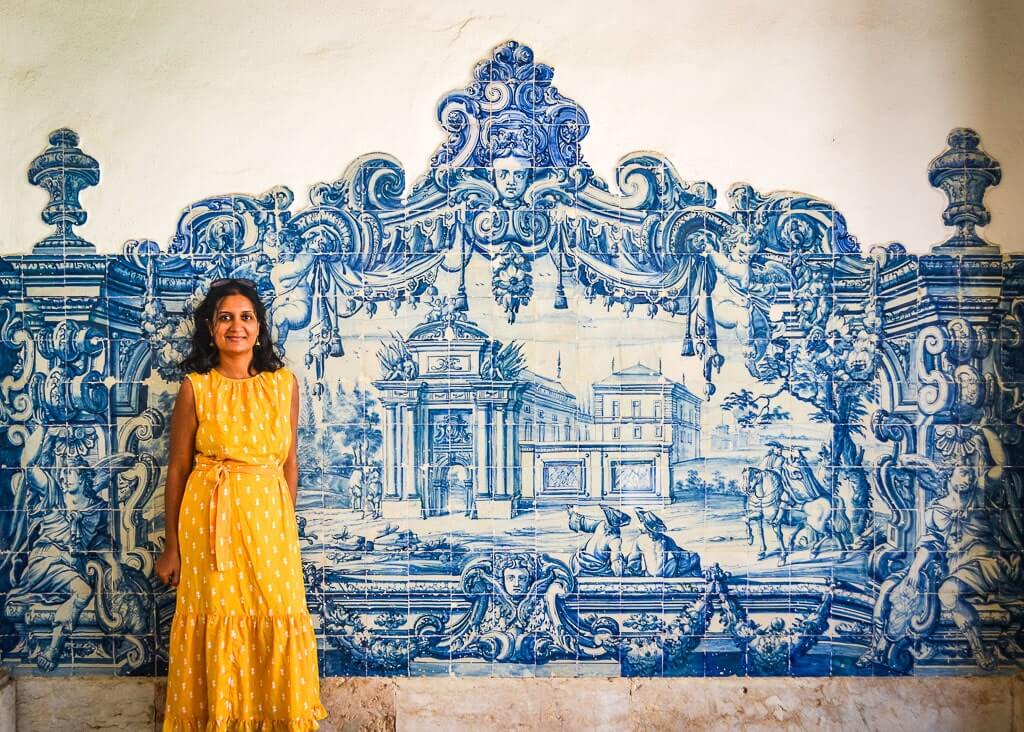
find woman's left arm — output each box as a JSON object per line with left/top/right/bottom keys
{"left": 283, "top": 373, "right": 300, "bottom": 505}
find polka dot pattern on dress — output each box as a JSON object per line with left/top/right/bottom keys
{"left": 164, "top": 367, "right": 327, "bottom": 731}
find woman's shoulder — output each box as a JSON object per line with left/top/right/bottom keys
{"left": 183, "top": 370, "right": 210, "bottom": 388}
{"left": 181, "top": 371, "right": 210, "bottom": 413}
{"left": 184, "top": 365, "right": 294, "bottom": 386}
{"left": 269, "top": 364, "right": 298, "bottom": 386}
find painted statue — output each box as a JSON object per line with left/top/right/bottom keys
{"left": 625, "top": 508, "right": 702, "bottom": 578}
{"left": 4, "top": 455, "right": 123, "bottom": 671}
{"left": 566, "top": 504, "right": 631, "bottom": 577}
{"left": 860, "top": 429, "right": 1023, "bottom": 671}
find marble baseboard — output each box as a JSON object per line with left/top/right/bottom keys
{"left": 8, "top": 675, "right": 1024, "bottom": 731}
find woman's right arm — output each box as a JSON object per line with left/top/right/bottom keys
{"left": 155, "top": 377, "right": 198, "bottom": 587}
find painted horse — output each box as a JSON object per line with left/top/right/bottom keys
{"left": 741, "top": 466, "right": 850, "bottom": 565}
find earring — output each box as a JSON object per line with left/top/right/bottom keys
{"left": 255, "top": 338, "right": 261, "bottom": 346}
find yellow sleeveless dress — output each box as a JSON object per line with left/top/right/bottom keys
{"left": 164, "top": 367, "right": 327, "bottom": 731}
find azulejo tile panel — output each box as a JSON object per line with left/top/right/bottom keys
{"left": 0, "top": 41, "right": 1021, "bottom": 680}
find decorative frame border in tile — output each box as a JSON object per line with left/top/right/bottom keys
{"left": 1, "top": 41, "right": 1021, "bottom": 679}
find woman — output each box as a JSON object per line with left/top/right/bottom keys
{"left": 155, "top": 279, "right": 327, "bottom": 730}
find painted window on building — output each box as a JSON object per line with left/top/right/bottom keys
{"left": 610, "top": 460, "right": 656, "bottom": 493}
{"left": 541, "top": 461, "right": 585, "bottom": 496}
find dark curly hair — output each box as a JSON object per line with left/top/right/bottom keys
{"left": 179, "top": 279, "right": 285, "bottom": 375}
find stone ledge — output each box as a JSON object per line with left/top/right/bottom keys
{"left": 7, "top": 675, "right": 1024, "bottom": 731}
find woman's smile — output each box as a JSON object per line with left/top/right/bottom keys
{"left": 210, "top": 294, "right": 261, "bottom": 352}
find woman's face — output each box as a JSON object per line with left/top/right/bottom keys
{"left": 209, "top": 293, "right": 260, "bottom": 355}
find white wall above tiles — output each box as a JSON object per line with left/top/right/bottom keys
{"left": 1, "top": 0, "right": 1021, "bottom": 255}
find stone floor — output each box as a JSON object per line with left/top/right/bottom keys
{"left": 3, "top": 674, "right": 1023, "bottom": 731}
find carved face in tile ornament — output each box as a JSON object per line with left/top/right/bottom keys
{"left": 494, "top": 553, "right": 538, "bottom": 598}
{"left": 948, "top": 465, "right": 977, "bottom": 499}
{"left": 492, "top": 154, "right": 532, "bottom": 204}
{"left": 484, "top": 114, "right": 539, "bottom": 207}
{"left": 502, "top": 565, "right": 532, "bottom": 596}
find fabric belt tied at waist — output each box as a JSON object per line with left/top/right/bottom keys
{"left": 192, "top": 457, "right": 285, "bottom": 572}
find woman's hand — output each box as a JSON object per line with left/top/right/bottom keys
{"left": 155, "top": 547, "right": 181, "bottom": 587}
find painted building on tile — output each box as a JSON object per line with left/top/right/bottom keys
{"left": 521, "top": 362, "right": 702, "bottom": 506}
{"left": 374, "top": 305, "right": 702, "bottom": 518}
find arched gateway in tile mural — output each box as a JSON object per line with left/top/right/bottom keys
{"left": 1, "top": 41, "right": 1022, "bottom": 679}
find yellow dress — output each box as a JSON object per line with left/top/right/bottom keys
{"left": 164, "top": 367, "right": 327, "bottom": 731}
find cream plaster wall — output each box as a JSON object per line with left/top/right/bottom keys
{"left": 1, "top": 0, "right": 1022, "bottom": 256}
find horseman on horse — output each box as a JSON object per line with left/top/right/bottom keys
{"left": 741, "top": 441, "right": 850, "bottom": 565}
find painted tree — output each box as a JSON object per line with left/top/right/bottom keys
{"left": 784, "top": 315, "right": 879, "bottom": 535}
{"left": 336, "top": 385, "right": 384, "bottom": 477}
{"left": 299, "top": 384, "right": 317, "bottom": 427}
{"left": 296, "top": 381, "right": 351, "bottom": 506}
{"left": 721, "top": 389, "right": 791, "bottom": 428}
{"left": 711, "top": 469, "right": 726, "bottom": 493}
{"left": 296, "top": 382, "right": 326, "bottom": 497}
{"left": 323, "top": 382, "right": 357, "bottom": 505}
{"left": 685, "top": 469, "right": 706, "bottom": 493}
{"left": 731, "top": 253, "right": 883, "bottom": 538}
